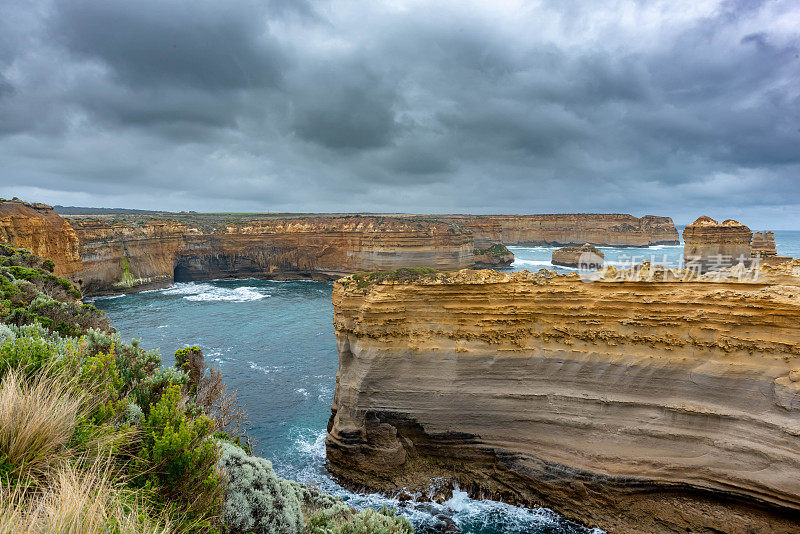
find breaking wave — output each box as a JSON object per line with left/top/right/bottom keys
{"left": 160, "top": 282, "right": 268, "bottom": 302}
{"left": 285, "top": 429, "right": 602, "bottom": 534}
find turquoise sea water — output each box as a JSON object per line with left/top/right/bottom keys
{"left": 92, "top": 230, "right": 800, "bottom": 534}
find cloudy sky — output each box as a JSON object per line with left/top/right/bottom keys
{"left": 0, "top": 0, "right": 798, "bottom": 226}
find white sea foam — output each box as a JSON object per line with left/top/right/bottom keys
{"left": 296, "top": 388, "right": 309, "bottom": 397}
{"left": 248, "top": 361, "right": 281, "bottom": 374}
{"left": 184, "top": 286, "right": 268, "bottom": 302}
{"left": 286, "top": 428, "right": 603, "bottom": 533}
{"left": 161, "top": 282, "right": 215, "bottom": 296}
{"left": 90, "top": 294, "right": 125, "bottom": 301}
{"left": 512, "top": 259, "right": 570, "bottom": 269}
{"left": 294, "top": 429, "right": 327, "bottom": 461}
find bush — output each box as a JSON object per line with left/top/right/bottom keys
{"left": 175, "top": 347, "right": 246, "bottom": 437}
{"left": 305, "top": 504, "right": 414, "bottom": 534}
{"left": 41, "top": 259, "right": 55, "bottom": 273}
{"left": 0, "top": 334, "right": 60, "bottom": 379}
{"left": 216, "top": 441, "right": 305, "bottom": 534}
{"left": 137, "top": 384, "right": 223, "bottom": 527}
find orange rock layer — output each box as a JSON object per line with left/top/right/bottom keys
{"left": 752, "top": 231, "right": 778, "bottom": 256}
{"left": 0, "top": 201, "right": 82, "bottom": 277}
{"left": 441, "top": 214, "right": 679, "bottom": 247}
{"left": 65, "top": 214, "right": 474, "bottom": 295}
{"left": 328, "top": 263, "right": 800, "bottom": 533}
{"left": 0, "top": 201, "right": 681, "bottom": 296}
{"left": 683, "top": 216, "right": 753, "bottom": 272}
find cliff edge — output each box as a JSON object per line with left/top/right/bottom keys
{"left": 327, "top": 263, "right": 800, "bottom": 533}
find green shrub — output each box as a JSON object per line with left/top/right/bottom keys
{"left": 137, "top": 384, "right": 222, "bottom": 527}
{"left": 42, "top": 259, "right": 55, "bottom": 272}
{"left": 81, "top": 329, "right": 162, "bottom": 401}
{"left": 0, "top": 334, "right": 59, "bottom": 378}
{"left": 216, "top": 441, "right": 305, "bottom": 534}
{"left": 305, "top": 504, "right": 414, "bottom": 534}
{"left": 78, "top": 350, "right": 126, "bottom": 425}
{"left": 175, "top": 346, "right": 204, "bottom": 393}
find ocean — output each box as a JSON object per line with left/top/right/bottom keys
{"left": 92, "top": 230, "right": 800, "bottom": 534}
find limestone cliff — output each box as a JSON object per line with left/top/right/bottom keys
{"left": 752, "top": 231, "right": 778, "bottom": 256}
{"left": 0, "top": 200, "right": 82, "bottom": 277}
{"left": 551, "top": 243, "right": 604, "bottom": 269}
{"left": 683, "top": 216, "right": 753, "bottom": 272}
{"left": 328, "top": 263, "right": 800, "bottom": 533}
{"left": 66, "top": 214, "right": 474, "bottom": 295}
{"left": 442, "top": 214, "right": 679, "bottom": 247}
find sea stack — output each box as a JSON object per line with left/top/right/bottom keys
{"left": 682, "top": 216, "right": 752, "bottom": 272}
{"left": 751, "top": 231, "right": 778, "bottom": 256}
{"left": 551, "top": 243, "right": 604, "bottom": 269}
{"left": 472, "top": 243, "right": 514, "bottom": 268}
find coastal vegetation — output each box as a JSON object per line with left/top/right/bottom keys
{"left": 472, "top": 243, "right": 511, "bottom": 258}
{"left": 0, "top": 246, "right": 414, "bottom": 533}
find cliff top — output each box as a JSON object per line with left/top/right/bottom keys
{"left": 686, "top": 216, "right": 751, "bottom": 231}
{"left": 553, "top": 243, "right": 603, "bottom": 253}
{"left": 338, "top": 259, "right": 800, "bottom": 292}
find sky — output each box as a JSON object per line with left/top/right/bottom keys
{"left": 0, "top": 0, "right": 798, "bottom": 227}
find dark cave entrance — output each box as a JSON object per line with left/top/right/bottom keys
{"left": 173, "top": 258, "right": 196, "bottom": 282}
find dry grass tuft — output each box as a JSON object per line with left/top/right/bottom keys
{"left": 0, "top": 459, "right": 171, "bottom": 534}
{"left": 0, "top": 367, "right": 89, "bottom": 480}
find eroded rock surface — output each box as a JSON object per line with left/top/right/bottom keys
{"left": 0, "top": 200, "right": 82, "bottom": 277}
{"left": 444, "top": 214, "right": 679, "bottom": 247}
{"left": 683, "top": 216, "right": 753, "bottom": 272}
{"left": 752, "top": 231, "right": 778, "bottom": 256}
{"left": 551, "top": 243, "right": 604, "bottom": 269}
{"left": 472, "top": 243, "right": 514, "bottom": 268}
{"left": 327, "top": 263, "right": 800, "bottom": 533}
{"left": 65, "top": 214, "right": 474, "bottom": 295}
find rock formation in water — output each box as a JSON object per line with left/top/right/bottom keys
{"left": 441, "top": 214, "right": 679, "bottom": 247}
{"left": 327, "top": 263, "right": 800, "bottom": 533}
{"left": 0, "top": 200, "right": 82, "bottom": 277}
{"left": 551, "top": 243, "right": 604, "bottom": 269}
{"left": 472, "top": 244, "right": 514, "bottom": 268}
{"left": 683, "top": 216, "right": 753, "bottom": 272}
{"left": 0, "top": 200, "right": 680, "bottom": 296}
{"left": 751, "top": 231, "right": 778, "bottom": 256}
{"left": 751, "top": 231, "right": 793, "bottom": 266}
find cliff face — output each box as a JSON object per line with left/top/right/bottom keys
{"left": 328, "top": 264, "right": 800, "bottom": 533}
{"left": 66, "top": 215, "right": 474, "bottom": 295}
{"left": 683, "top": 216, "right": 753, "bottom": 272}
{"left": 0, "top": 201, "right": 82, "bottom": 277}
{"left": 445, "top": 214, "right": 679, "bottom": 247}
{"left": 752, "top": 231, "right": 778, "bottom": 256}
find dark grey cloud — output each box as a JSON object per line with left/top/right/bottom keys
{"left": 0, "top": 0, "right": 799, "bottom": 228}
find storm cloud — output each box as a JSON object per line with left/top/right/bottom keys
{"left": 0, "top": 0, "right": 798, "bottom": 227}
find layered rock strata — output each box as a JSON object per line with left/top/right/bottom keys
{"left": 472, "top": 244, "right": 514, "bottom": 268}
{"left": 551, "top": 243, "right": 604, "bottom": 269}
{"left": 752, "top": 231, "right": 778, "bottom": 256}
{"left": 683, "top": 216, "right": 753, "bottom": 272}
{"left": 65, "top": 214, "right": 474, "bottom": 295}
{"left": 442, "top": 214, "right": 679, "bottom": 247}
{"left": 327, "top": 263, "right": 800, "bottom": 533}
{"left": 0, "top": 200, "right": 82, "bottom": 277}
